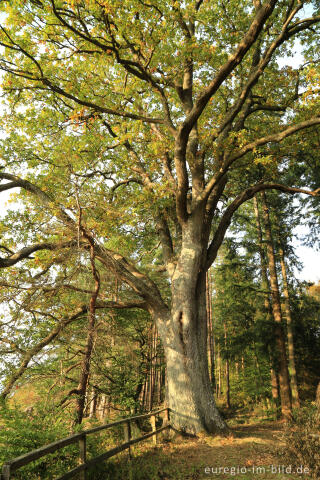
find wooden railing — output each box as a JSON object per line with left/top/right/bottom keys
{"left": 1, "top": 407, "right": 170, "bottom": 480}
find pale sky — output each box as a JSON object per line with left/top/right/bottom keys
{"left": 295, "top": 245, "right": 320, "bottom": 284}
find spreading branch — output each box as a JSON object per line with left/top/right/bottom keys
{"left": 0, "top": 240, "right": 77, "bottom": 268}
{"left": 174, "top": 0, "right": 278, "bottom": 222}
{"left": 206, "top": 183, "right": 320, "bottom": 269}
{"left": 196, "top": 116, "right": 320, "bottom": 207}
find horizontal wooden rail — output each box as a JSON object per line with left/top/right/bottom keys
{"left": 56, "top": 425, "right": 169, "bottom": 480}
{"left": 1, "top": 407, "right": 170, "bottom": 480}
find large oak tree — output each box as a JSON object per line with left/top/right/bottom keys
{"left": 0, "top": 0, "right": 320, "bottom": 433}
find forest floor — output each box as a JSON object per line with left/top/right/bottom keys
{"left": 103, "top": 418, "right": 306, "bottom": 480}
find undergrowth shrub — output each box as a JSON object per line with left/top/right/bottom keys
{"left": 280, "top": 404, "right": 320, "bottom": 479}
{"left": 0, "top": 403, "right": 109, "bottom": 479}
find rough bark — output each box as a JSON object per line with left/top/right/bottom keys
{"left": 161, "top": 223, "right": 228, "bottom": 434}
{"left": 260, "top": 191, "right": 292, "bottom": 420}
{"left": 164, "top": 321, "right": 228, "bottom": 434}
{"left": 270, "top": 366, "right": 280, "bottom": 410}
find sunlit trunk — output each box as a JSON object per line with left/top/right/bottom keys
{"left": 224, "top": 321, "right": 231, "bottom": 409}
{"left": 278, "top": 243, "right": 300, "bottom": 409}
{"left": 158, "top": 223, "right": 228, "bottom": 434}
{"left": 260, "top": 191, "right": 292, "bottom": 420}
{"left": 253, "top": 196, "right": 280, "bottom": 411}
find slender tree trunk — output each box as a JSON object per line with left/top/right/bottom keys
{"left": 148, "top": 326, "right": 153, "bottom": 411}
{"left": 316, "top": 382, "right": 320, "bottom": 409}
{"left": 75, "top": 241, "right": 100, "bottom": 424}
{"left": 270, "top": 366, "right": 280, "bottom": 410}
{"left": 100, "top": 394, "right": 107, "bottom": 420}
{"left": 106, "top": 396, "right": 112, "bottom": 417}
{"left": 217, "top": 344, "right": 222, "bottom": 398}
{"left": 206, "top": 270, "right": 215, "bottom": 388}
{"left": 253, "top": 195, "right": 280, "bottom": 411}
{"left": 224, "top": 321, "right": 231, "bottom": 409}
{"left": 148, "top": 323, "right": 158, "bottom": 411}
{"left": 252, "top": 342, "right": 269, "bottom": 410}
{"left": 260, "top": 191, "right": 292, "bottom": 420}
{"left": 89, "top": 389, "right": 98, "bottom": 418}
{"left": 278, "top": 243, "right": 300, "bottom": 408}
{"left": 161, "top": 363, "right": 166, "bottom": 403}
{"left": 141, "top": 375, "right": 147, "bottom": 411}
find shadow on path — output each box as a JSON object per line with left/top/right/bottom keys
{"left": 95, "top": 421, "right": 291, "bottom": 480}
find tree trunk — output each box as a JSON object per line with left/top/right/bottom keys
{"left": 270, "top": 365, "right": 280, "bottom": 412}
{"left": 74, "top": 242, "right": 100, "bottom": 424}
{"left": 224, "top": 321, "right": 231, "bottom": 409}
{"left": 260, "top": 191, "right": 292, "bottom": 420}
{"left": 316, "top": 382, "right": 320, "bottom": 409}
{"left": 160, "top": 229, "right": 228, "bottom": 434}
{"left": 89, "top": 389, "right": 98, "bottom": 418}
{"left": 206, "top": 270, "right": 215, "bottom": 388}
{"left": 164, "top": 326, "right": 227, "bottom": 434}
{"left": 253, "top": 195, "right": 280, "bottom": 411}
{"left": 217, "top": 345, "right": 222, "bottom": 398}
{"left": 278, "top": 243, "right": 300, "bottom": 408}
{"left": 99, "top": 394, "right": 107, "bottom": 420}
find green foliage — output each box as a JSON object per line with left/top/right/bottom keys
{"left": 280, "top": 404, "right": 320, "bottom": 479}
{"left": 0, "top": 402, "right": 78, "bottom": 479}
{"left": 290, "top": 287, "right": 320, "bottom": 398}
{"left": 0, "top": 401, "right": 116, "bottom": 479}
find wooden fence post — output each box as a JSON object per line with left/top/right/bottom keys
{"left": 150, "top": 414, "right": 157, "bottom": 445}
{"left": 123, "top": 420, "right": 132, "bottom": 458}
{"left": 164, "top": 408, "right": 170, "bottom": 426}
{"left": 2, "top": 465, "right": 10, "bottom": 480}
{"left": 161, "top": 407, "right": 171, "bottom": 441}
{"left": 79, "top": 434, "right": 87, "bottom": 480}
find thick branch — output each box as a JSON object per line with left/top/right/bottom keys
{"left": 179, "top": 1, "right": 277, "bottom": 142}
{"left": 228, "top": 117, "right": 320, "bottom": 163}
{"left": 96, "top": 300, "right": 148, "bottom": 310}
{"left": 0, "top": 172, "right": 169, "bottom": 318}
{"left": 94, "top": 244, "right": 169, "bottom": 318}
{"left": 42, "top": 77, "right": 163, "bottom": 124}
{"left": 0, "top": 240, "right": 76, "bottom": 268}
{"left": 174, "top": 0, "right": 277, "bottom": 223}
{"left": 0, "top": 172, "right": 74, "bottom": 227}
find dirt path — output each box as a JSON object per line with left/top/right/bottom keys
{"left": 119, "top": 421, "right": 310, "bottom": 480}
